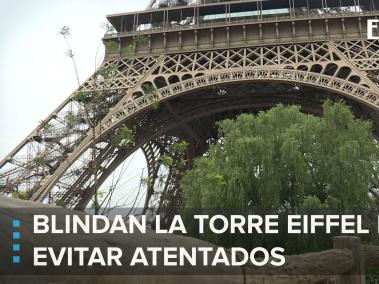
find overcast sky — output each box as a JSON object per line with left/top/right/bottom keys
{"left": 0, "top": 0, "right": 151, "bottom": 207}
{"left": 0, "top": 0, "right": 147, "bottom": 158}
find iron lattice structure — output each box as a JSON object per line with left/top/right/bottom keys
{"left": 1, "top": 0, "right": 379, "bottom": 211}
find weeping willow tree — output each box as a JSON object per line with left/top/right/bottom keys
{"left": 182, "top": 101, "right": 379, "bottom": 253}
{"left": 183, "top": 101, "right": 379, "bottom": 210}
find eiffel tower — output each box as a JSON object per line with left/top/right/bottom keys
{"left": 1, "top": 0, "right": 379, "bottom": 212}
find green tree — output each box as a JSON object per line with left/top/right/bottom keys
{"left": 182, "top": 102, "right": 379, "bottom": 210}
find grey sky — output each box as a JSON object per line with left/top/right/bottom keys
{"left": 0, "top": 0, "right": 150, "bottom": 207}
{"left": 0, "top": 0, "right": 146, "bottom": 158}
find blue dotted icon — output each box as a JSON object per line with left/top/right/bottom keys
{"left": 11, "top": 219, "right": 21, "bottom": 264}
{"left": 12, "top": 256, "right": 20, "bottom": 264}
{"left": 12, "top": 244, "right": 20, "bottom": 252}
{"left": 12, "top": 232, "right": 20, "bottom": 240}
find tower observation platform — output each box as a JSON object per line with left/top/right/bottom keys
{"left": 103, "top": 0, "right": 377, "bottom": 58}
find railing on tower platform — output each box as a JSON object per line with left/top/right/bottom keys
{"left": 105, "top": 0, "right": 377, "bottom": 36}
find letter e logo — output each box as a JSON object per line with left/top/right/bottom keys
{"left": 368, "top": 20, "right": 379, "bottom": 39}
